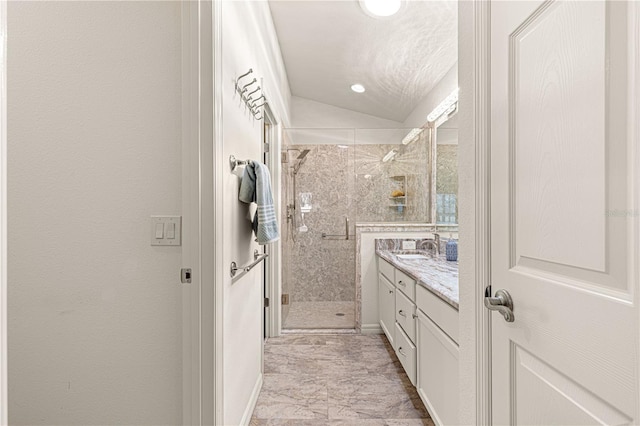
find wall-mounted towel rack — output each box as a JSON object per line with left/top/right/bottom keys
{"left": 230, "top": 249, "right": 269, "bottom": 279}
{"left": 230, "top": 155, "right": 252, "bottom": 172}
{"left": 235, "top": 68, "right": 268, "bottom": 120}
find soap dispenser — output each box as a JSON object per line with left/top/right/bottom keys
{"left": 446, "top": 233, "right": 458, "bottom": 261}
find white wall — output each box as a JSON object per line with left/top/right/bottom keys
{"left": 8, "top": 2, "right": 183, "bottom": 424}
{"left": 220, "top": 2, "right": 290, "bottom": 424}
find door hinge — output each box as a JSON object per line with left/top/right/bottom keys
{"left": 263, "top": 142, "right": 270, "bottom": 153}
{"left": 281, "top": 293, "right": 290, "bottom": 305}
{"left": 264, "top": 297, "right": 270, "bottom": 307}
{"left": 181, "top": 268, "right": 192, "bottom": 284}
{"left": 281, "top": 152, "right": 288, "bottom": 163}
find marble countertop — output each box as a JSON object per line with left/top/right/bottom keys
{"left": 376, "top": 242, "right": 459, "bottom": 309}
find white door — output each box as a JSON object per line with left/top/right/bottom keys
{"left": 489, "top": 1, "right": 639, "bottom": 424}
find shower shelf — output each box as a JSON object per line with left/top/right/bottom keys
{"left": 390, "top": 195, "right": 406, "bottom": 207}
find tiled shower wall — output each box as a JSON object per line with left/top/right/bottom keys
{"left": 436, "top": 144, "right": 458, "bottom": 224}
{"left": 281, "top": 131, "right": 430, "bottom": 312}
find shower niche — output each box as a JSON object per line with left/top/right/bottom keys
{"left": 280, "top": 128, "right": 432, "bottom": 330}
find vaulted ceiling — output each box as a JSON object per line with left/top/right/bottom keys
{"left": 268, "top": 0, "right": 457, "bottom": 122}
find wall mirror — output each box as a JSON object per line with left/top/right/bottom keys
{"left": 429, "top": 95, "right": 458, "bottom": 230}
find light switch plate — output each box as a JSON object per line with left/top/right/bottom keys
{"left": 150, "top": 216, "right": 182, "bottom": 246}
{"left": 402, "top": 240, "right": 417, "bottom": 250}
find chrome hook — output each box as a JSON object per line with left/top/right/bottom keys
{"left": 235, "top": 69, "right": 253, "bottom": 90}
{"left": 251, "top": 101, "right": 267, "bottom": 111}
{"left": 245, "top": 86, "right": 261, "bottom": 101}
{"left": 240, "top": 78, "right": 258, "bottom": 94}
{"left": 249, "top": 95, "right": 265, "bottom": 108}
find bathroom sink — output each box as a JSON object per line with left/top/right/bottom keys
{"left": 396, "top": 254, "right": 429, "bottom": 260}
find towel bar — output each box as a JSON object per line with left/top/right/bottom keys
{"left": 230, "top": 249, "right": 269, "bottom": 279}
{"left": 230, "top": 155, "right": 252, "bottom": 172}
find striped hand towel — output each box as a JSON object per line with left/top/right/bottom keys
{"left": 238, "top": 161, "right": 280, "bottom": 245}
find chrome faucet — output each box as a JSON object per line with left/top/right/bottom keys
{"left": 420, "top": 239, "right": 440, "bottom": 256}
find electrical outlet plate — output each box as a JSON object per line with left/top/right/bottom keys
{"left": 402, "top": 240, "right": 417, "bottom": 250}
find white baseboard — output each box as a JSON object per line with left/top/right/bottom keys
{"left": 361, "top": 323, "right": 383, "bottom": 335}
{"left": 239, "top": 373, "right": 263, "bottom": 426}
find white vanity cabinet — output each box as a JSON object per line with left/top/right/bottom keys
{"left": 378, "top": 257, "right": 418, "bottom": 385}
{"left": 416, "top": 285, "right": 459, "bottom": 426}
{"left": 377, "top": 253, "right": 459, "bottom": 426}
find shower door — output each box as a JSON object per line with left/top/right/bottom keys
{"left": 281, "top": 129, "right": 356, "bottom": 330}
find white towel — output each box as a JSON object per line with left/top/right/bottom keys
{"left": 238, "top": 161, "right": 280, "bottom": 245}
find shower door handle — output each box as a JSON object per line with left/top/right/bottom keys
{"left": 345, "top": 217, "right": 349, "bottom": 240}
{"left": 321, "top": 216, "right": 351, "bottom": 240}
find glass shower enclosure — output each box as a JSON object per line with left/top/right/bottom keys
{"left": 280, "top": 127, "right": 431, "bottom": 330}
{"left": 281, "top": 129, "right": 356, "bottom": 329}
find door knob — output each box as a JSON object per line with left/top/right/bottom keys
{"left": 484, "top": 289, "right": 515, "bottom": 322}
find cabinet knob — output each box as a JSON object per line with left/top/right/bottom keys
{"left": 389, "top": 290, "right": 393, "bottom": 294}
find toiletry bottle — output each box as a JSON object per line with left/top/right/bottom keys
{"left": 446, "top": 233, "right": 458, "bottom": 261}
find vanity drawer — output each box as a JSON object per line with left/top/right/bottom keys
{"left": 395, "top": 289, "right": 416, "bottom": 344}
{"left": 395, "top": 322, "right": 416, "bottom": 386}
{"left": 416, "top": 284, "right": 459, "bottom": 344}
{"left": 395, "top": 269, "right": 416, "bottom": 301}
{"left": 378, "top": 257, "right": 395, "bottom": 282}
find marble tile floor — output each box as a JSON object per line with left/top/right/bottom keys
{"left": 250, "top": 334, "right": 434, "bottom": 426}
{"left": 283, "top": 301, "right": 355, "bottom": 329}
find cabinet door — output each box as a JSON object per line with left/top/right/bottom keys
{"left": 417, "top": 309, "right": 458, "bottom": 426}
{"left": 378, "top": 272, "right": 395, "bottom": 347}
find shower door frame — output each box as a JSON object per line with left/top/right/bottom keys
{"left": 262, "top": 103, "right": 283, "bottom": 339}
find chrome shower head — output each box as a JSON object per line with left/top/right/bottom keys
{"left": 292, "top": 150, "right": 310, "bottom": 176}
{"left": 296, "top": 149, "right": 310, "bottom": 160}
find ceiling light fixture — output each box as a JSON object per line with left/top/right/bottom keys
{"left": 382, "top": 149, "right": 398, "bottom": 163}
{"left": 337, "top": 144, "right": 349, "bottom": 149}
{"left": 351, "top": 84, "right": 366, "bottom": 93}
{"left": 359, "top": 0, "right": 402, "bottom": 18}
{"left": 402, "top": 128, "right": 423, "bottom": 145}
{"left": 427, "top": 88, "right": 459, "bottom": 123}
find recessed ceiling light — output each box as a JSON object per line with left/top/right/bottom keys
{"left": 351, "top": 84, "right": 365, "bottom": 93}
{"left": 337, "top": 144, "right": 349, "bottom": 149}
{"left": 359, "top": 0, "right": 402, "bottom": 18}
